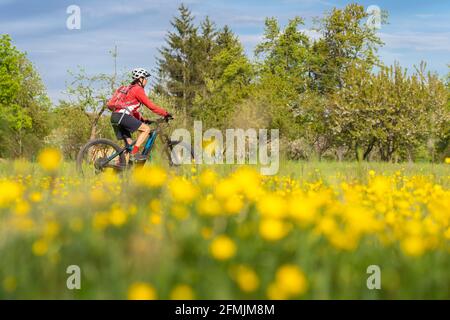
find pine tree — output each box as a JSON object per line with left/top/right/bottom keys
{"left": 194, "top": 26, "right": 253, "bottom": 127}
{"left": 198, "top": 16, "right": 218, "bottom": 98}
{"left": 156, "top": 4, "right": 201, "bottom": 123}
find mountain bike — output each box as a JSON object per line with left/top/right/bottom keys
{"left": 76, "top": 117, "right": 194, "bottom": 175}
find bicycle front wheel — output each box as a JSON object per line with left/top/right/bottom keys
{"left": 169, "top": 140, "right": 196, "bottom": 166}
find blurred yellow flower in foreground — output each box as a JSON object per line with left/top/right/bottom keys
{"left": 233, "top": 265, "right": 260, "bottom": 293}
{"left": 0, "top": 181, "right": 22, "bottom": 207}
{"left": 401, "top": 236, "right": 426, "bottom": 257}
{"left": 169, "top": 177, "right": 198, "bottom": 204}
{"left": 38, "top": 148, "right": 62, "bottom": 172}
{"left": 197, "top": 196, "right": 221, "bottom": 216}
{"left": 199, "top": 169, "right": 217, "bottom": 187}
{"left": 170, "top": 284, "right": 195, "bottom": 300}
{"left": 43, "top": 221, "right": 60, "bottom": 239}
{"left": 14, "top": 201, "right": 30, "bottom": 216}
{"left": 149, "top": 213, "right": 162, "bottom": 225}
{"left": 445, "top": 157, "right": 450, "bottom": 164}
{"left": 257, "top": 194, "right": 287, "bottom": 218}
{"left": 128, "top": 282, "right": 157, "bottom": 300}
{"left": 170, "top": 204, "right": 190, "bottom": 220}
{"left": 109, "top": 207, "right": 127, "bottom": 227}
{"left": 30, "top": 192, "right": 43, "bottom": 203}
{"left": 259, "top": 219, "right": 290, "bottom": 241}
{"left": 268, "top": 264, "right": 308, "bottom": 299}
{"left": 132, "top": 165, "right": 167, "bottom": 188}
{"left": 32, "top": 239, "right": 49, "bottom": 256}
{"left": 210, "top": 235, "right": 236, "bottom": 261}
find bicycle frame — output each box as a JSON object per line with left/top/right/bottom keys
{"left": 142, "top": 130, "right": 158, "bottom": 156}
{"left": 101, "top": 118, "right": 173, "bottom": 168}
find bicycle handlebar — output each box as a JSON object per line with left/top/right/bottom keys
{"left": 144, "top": 116, "right": 173, "bottom": 125}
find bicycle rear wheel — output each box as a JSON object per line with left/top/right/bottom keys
{"left": 167, "top": 140, "right": 195, "bottom": 167}
{"left": 76, "top": 139, "right": 126, "bottom": 176}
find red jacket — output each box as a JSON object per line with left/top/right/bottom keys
{"left": 110, "top": 85, "right": 168, "bottom": 120}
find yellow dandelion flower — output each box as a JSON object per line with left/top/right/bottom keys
{"left": 257, "top": 194, "right": 287, "bottom": 218}
{"left": 199, "top": 169, "right": 217, "bottom": 187}
{"left": 0, "top": 181, "right": 22, "bottom": 207}
{"left": 210, "top": 235, "right": 237, "bottom": 261}
{"left": 170, "top": 204, "right": 190, "bottom": 220}
{"left": 288, "top": 196, "right": 318, "bottom": 225}
{"left": 109, "top": 207, "right": 127, "bottom": 227}
{"left": 170, "top": 284, "right": 195, "bottom": 300}
{"left": 224, "top": 195, "right": 244, "bottom": 215}
{"left": 90, "top": 188, "right": 109, "bottom": 205}
{"left": 14, "top": 201, "right": 30, "bottom": 216}
{"left": 275, "top": 264, "right": 308, "bottom": 296}
{"left": 401, "top": 236, "right": 426, "bottom": 257}
{"left": 30, "top": 192, "right": 43, "bottom": 203}
{"left": 132, "top": 165, "right": 167, "bottom": 188}
{"left": 197, "top": 196, "right": 221, "bottom": 216}
{"left": 149, "top": 199, "right": 162, "bottom": 214}
{"left": 266, "top": 282, "right": 289, "bottom": 300}
{"left": 38, "top": 148, "right": 62, "bottom": 172}
{"left": 234, "top": 265, "right": 260, "bottom": 293}
{"left": 32, "top": 239, "right": 49, "bottom": 256}
{"left": 92, "top": 212, "right": 110, "bottom": 231}
{"left": 201, "top": 227, "right": 213, "bottom": 240}
{"left": 128, "top": 282, "right": 157, "bottom": 300}
{"left": 169, "top": 177, "right": 198, "bottom": 204}
{"left": 259, "top": 219, "right": 289, "bottom": 241}
{"left": 149, "top": 213, "right": 162, "bottom": 225}
{"left": 214, "top": 178, "right": 239, "bottom": 199}
{"left": 43, "top": 221, "right": 60, "bottom": 239}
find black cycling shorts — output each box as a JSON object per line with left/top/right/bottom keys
{"left": 111, "top": 112, "right": 142, "bottom": 140}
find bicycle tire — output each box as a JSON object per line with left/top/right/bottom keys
{"left": 76, "top": 139, "right": 126, "bottom": 176}
{"left": 166, "top": 140, "right": 196, "bottom": 167}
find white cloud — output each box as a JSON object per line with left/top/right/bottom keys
{"left": 239, "top": 34, "right": 263, "bottom": 43}
{"left": 379, "top": 31, "right": 450, "bottom": 52}
{"left": 300, "top": 28, "right": 322, "bottom": 41}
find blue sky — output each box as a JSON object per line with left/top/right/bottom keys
{"left": 1, "top": 0, "right": 449, "bottom": 103}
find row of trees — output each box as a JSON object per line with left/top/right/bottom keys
{"left": 0, "top": 35, "right": 50, "bottom": 158}
{"left": 0, "top": 3, "right": 448, "bottom": 161}
{"left": 154, "top": 3, "right": 449, "bottom": 161}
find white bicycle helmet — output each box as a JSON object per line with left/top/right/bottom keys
{"left": 132, "top": 67, "right": 150, "bottom": 80}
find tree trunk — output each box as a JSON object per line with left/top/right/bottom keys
{"left": 89, "top": 106, "right": 106, "bottom": 140}
{"left": 363, "top": 138, "right": 376, "bottom": 161}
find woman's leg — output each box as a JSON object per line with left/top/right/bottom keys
{"left": 134, "top": 124, "right": 151, "bottom": 150}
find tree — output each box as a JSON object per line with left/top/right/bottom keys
{"left": 194, "top": 26, "right": 253, "bottom": 128}
{"left": 253, "top": 17, "right": 312, "bottom": 140}
{"left": 156, "top": 4, "right": 201, "bottom": 123}
{"left": 63, "top": 46, "right": 123, "bottom": 142}
{"left": 309, "top": 3, "right": 385, "bottom": 93}
{"left": 255, "top": 17, "right": 311, "bottom": 98}
{"left": 328, "top": 63, "right": 448, "bottom": 161}
{"left": 0, "top": 34, "right": 50, "bottom": 158}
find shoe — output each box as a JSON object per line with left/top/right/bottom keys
{"left": 130, "top": 153, "right": 147, "bottom": 163}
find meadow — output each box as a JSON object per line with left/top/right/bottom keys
{"left": 0, "top": 150, "right": 449, "bottom": 299}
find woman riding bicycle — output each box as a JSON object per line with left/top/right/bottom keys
{"left": 108, "top": 68, "right": 173, "bottom": 162}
